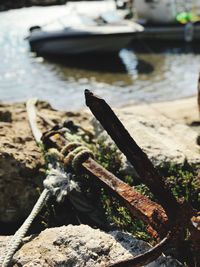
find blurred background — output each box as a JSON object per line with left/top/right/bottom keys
{"left": 0, "top": 0, "right": 200, "bottom": 110}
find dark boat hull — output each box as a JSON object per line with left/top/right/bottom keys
{"left": 29, "top": 31, "right": 135, "bottom": 55}
{"left": 135, "top": 22, "right": 200, "bottom": 42}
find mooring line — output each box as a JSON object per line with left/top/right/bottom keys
{"left": 1, "top": 99, "right": 79, "bottom": 267}
{"left": 1, "top": 189, "right": 50, "bottom": 267}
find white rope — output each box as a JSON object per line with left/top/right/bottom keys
{"left": 1, "top": 166, "right": 79, "bottom": 267}
{"left": 26, "top": 98, "right": 42, "bottom": 144}
{"left": 0, "top": 99, "right": 45, "bottom": 267}
{"left": 1, "top": 99, "right": 81, "bottom": 266}
{"left": 1, "top": 189, "right": 50, "bottom": 267}
{"left": 44, "top": 166, "right": 79, "bottom": 203}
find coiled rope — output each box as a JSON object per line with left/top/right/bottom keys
{"left": 61, "top": 142, "right": 94, "bottom": 171}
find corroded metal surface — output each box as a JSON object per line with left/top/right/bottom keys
{"left": 42, "top": 132, "right": 168, "bottom": 239}
{"left": 41, "top": 92, "right": 199, "bottom": 266}
{"left": 109, "top": 233, "right": 171, "bottom": 267}
{"left": 84, "top": 89, "right": 199, "bottom": 267}
{"left": 83, "top": 158, "right": 168, "bottom": 239}
{"left": 85, "top": 89, "right": 179, "bottom": 219}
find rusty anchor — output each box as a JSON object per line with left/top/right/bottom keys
{"left": 41, "top": 90, "right": 199, "bottom": 267}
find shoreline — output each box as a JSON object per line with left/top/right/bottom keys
{"left": 118, "top": 95, "right": 199, "bottom": 125}
{"left": 79, "top": 95, "right": 200, "bottom": 127}
{"left": 1, "top": 95, "right": 199, "bottom": 125}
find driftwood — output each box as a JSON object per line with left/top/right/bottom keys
{"left": 41, "top": 90, "right": 199, "bottom": 267}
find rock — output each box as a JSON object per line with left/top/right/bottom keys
{"left": 92, "top": 106, "right": 199, "bottom": 172}
{"left": 0, "top": 101, "right": 91, "bottom": 226}
{"left": 0, "top": 110, "right": 12, "bottom": 122}
{"left": 0, "top": 103, "right": 44, "bottom": 225}
{"left": 0, "top": 225, "right": 183, "bottom": 266}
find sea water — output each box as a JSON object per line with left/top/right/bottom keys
{"left": 0, "top": 4, "right": 199, "bottom": 110}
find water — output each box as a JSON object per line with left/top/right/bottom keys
{"left": 0, "top": 4, "right": 199, "bottom": 110}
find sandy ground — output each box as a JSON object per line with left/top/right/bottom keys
{"left": 119, "top": 96, "right": 199, "bottom": 126}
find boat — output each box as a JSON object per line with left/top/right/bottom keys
{"left": 134, "top": 21, "right": 200, "bottom": 42}
{"left": 27, "top": 16, "right": 143, "bottom": 56}
{"left": 133, "top": 0, "right": 200, "bottom": 43}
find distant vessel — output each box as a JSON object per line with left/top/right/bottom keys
{"left": 134, "top": 22, "right": 200, "bottom": 42}
{"left": 133, "top": 0, "right": 200, "bottom": 42}
{"left": 27, "top": 17, "right": 143, "bottom": 55}
{"left": 134, "top": 0, "right": 177, "bottom": 24}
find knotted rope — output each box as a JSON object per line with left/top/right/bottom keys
{"left": 61, "top": 142, "right": 94, "bottom": 171}
{"left": 1, "top": 99, "right": 95, "bottom": 266}
{"left": 1, "top": 166, "right": 79, "bottom": 267}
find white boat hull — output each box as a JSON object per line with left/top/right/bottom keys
{"left": 28, "top": 20, "right": 143, "bottom": 55}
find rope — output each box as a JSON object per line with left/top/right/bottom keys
{"left": 61, "top": 142, "right": 82, "bottom": 156}
{"left": 61, "top": 143, "right": 94, "bottom": 171}
{"left": 1, "top": 189, "right": 50, "bottom": 267}
{"left": 72, "top": 149, "right": 94, "bottom": 171}
{"left": 44, "top": 166, "right": 79, "bottom": 203}
{"left": 1, "top": 166, "right": 79, "bottom": 267}
{"left": 1, "top": 99, "right": 92, "bottom": 266}
{"left": 26, "top": 99, "right": 42, "bottom": 144}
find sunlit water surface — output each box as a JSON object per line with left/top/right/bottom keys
{"left": 0, "top": 4, "right": 200, "bottom": 110}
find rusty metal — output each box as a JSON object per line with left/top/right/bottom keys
{"left": 41, "top": 91, "right": 199, "bottom": 267}
{"left": 82, "top": 158, "right": 168, "bottom": 239}
{"left": 42, "top": 132, "right": 169, "bottom": 239}
{"left": 109, "top": 233, "right": 171, "bottom": 267}
{"left": 189, "top": 212, "right": 200, "bottom": 267}
{"left": 84, "top": 89, "right": 180, "bottom": 220}
{"left": 84, "top": 89, "right": 200, "bottom": 267}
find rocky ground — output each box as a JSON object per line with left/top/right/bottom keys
{"left": 0, "top": 96, "right": 199, "bottom": 266}
{"left": 0, "top": 96, "right": 199, "bottom": 226}
{"left": 0, "top": 100, "right": 91, "bottom": 227}
{"left": 0, "top": 225, "right": 183, "bottom": 267}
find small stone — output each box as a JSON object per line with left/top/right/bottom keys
{"left": 0, "top": 110, "right": 12, "bottom": 122}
